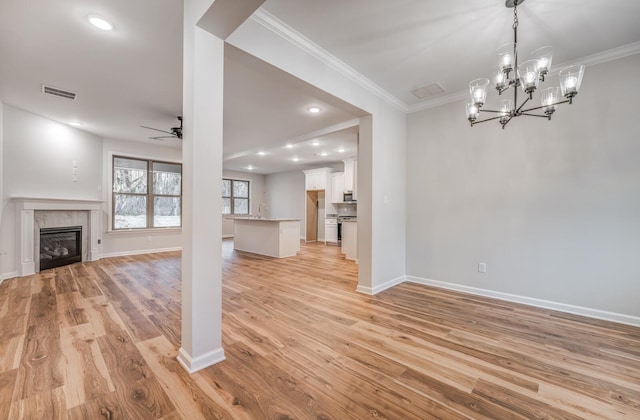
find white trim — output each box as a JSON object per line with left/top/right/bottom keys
{"left": 356, "top": 275, "right": 405, "bottom": 295}
{"left": 406, "top": 275, "right": 640, "bottom": 328}
{"left": 101, "top": 247, "right": 182, "bottom": 259}
{"left": 177, "top": 346, "right": 226, "bottom": 374}
{"left": 408, "top": 41, "right": 640, "bottom": 114}
{"left": 13, "top": 198, "right": 103, "bottom": 276}
{"left": 0, "top": 272, "right": 19, "bottom": 282}
{"left": 250, "top": 9, "right": 409, "bottom": 113}
{"left": 106, "top": 227, "right": 182, "bottom": 235}
{"left": 252, "top": 9, "right": 640, "bottom": 116}
{"left": 107, "top": 152, "right": 183, "bottom": 232}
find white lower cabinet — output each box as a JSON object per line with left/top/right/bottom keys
{"left": 325, "top": 219, "right": 338, "bottom": 244}
{"left": 341, "top": 221, "right": 357, "bottom": 260}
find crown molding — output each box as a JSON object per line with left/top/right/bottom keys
{"left": 250, "top": 9, "right": 409, "bottom": 113}
{"left": 408, "top": 40, "right": 640, "bottom": 114}
{"left": 249, "top": 9, "right": 640, "bottom": 116}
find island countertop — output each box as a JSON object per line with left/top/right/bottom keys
{"left": 227, "top": 217, "right": 300, "bottom": 222}
{"left": 232, "top": 218, "right": 301, "bottom": 258}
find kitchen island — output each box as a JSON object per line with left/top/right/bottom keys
{"left": 233, "top": 218, "right": 301, "bottom": 258}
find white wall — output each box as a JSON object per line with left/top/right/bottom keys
{"left": 228, "top": 17, "right": 407, "bottom": 292}
{"left": 221, "top": 169, "right": 266, "bottom": 237}
{"left": 0, "top": 99, "right": 4, "bottom": 278}
{"left": 264, "top": 169, "right": 305, "bottom": 238}
{"left": 406, "top": 54, "right": 640, "bottom": 321}
{"left": 101, "top": 138, "right": 183, "bottom": 257}
{"left": 1, "top": 105, "right": 103, "bottom": 277}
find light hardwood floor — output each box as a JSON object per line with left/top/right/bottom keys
{"left": 0, "top": 239, "right": 639, "bottom": 418}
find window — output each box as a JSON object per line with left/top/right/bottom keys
{"left": 222, "top": 179, "right": 249, "bottom": 215}
{"left": 113, "top": 156, "right": 182, "bottom": 229}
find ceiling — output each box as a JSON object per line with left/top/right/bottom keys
{"left": 1, "top": 0, "right": 639, "bottom": 173}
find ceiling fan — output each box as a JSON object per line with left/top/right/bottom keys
{"left": 141, "top": 116, "right": 183, "bottom": 140}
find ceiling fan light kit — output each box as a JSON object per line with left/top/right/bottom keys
{"left": 466, "top": 0, "right": 585, "bottom": 129}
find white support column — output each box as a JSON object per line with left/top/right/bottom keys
{"left": 178, "top": 0, "right": 264, "bottom": 374}
{"left": 178, "top": 1, "right": 225, "bottom": 374}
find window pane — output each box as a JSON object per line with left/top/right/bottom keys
{"left": 233, "top": 181, "right": 249, "bottom": 198}
{"left": 222, "top": 179, "right": 231, "bottom": 197}
{"left": 234, "top": 198, "right": 249, "bottom": 215}
{"left": 222, "top": 198, "right": 231, "bottom": 215}
{"left": 114, "top": 158, "right": 147, "bottom": 193}
{"left": 153, "top": 162, "right": 181, "bottom": 195}
{"left": 154, "top": 197, "right": 181, "bottom": 227}
{"left": 114, "top": 194, "right": 147, "bottom": 229}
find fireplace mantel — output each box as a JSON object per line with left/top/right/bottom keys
{"left": 13, "top": 197, "right": 103, "bottom": 276}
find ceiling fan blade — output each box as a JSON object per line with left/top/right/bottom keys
{"left": 149, "top": 135, "right": 177, "bottom": 140}
{"left": 141, "top": 125, "right": 174, "bottom": 135}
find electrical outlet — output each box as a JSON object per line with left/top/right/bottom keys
{"left": 478, "top": 262, "right": 487, "bottom": 273}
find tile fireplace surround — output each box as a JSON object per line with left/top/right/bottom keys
{"left": 14, "top": 197, "right": 102, "bottom": 277}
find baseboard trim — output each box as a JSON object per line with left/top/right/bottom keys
{"left": 357, "top": 275, "right": 405, "bottom": 295}
{"left": 0, "top": 271, "right": 19, "bottom": 283}
{"left": 101, "top": 247, "right": 182, "bottom": 259}
{"left": 177, "top": 346, "right": 226, "bottom": 374}
{"left": 406, "top": 275, "right": 640, "bottom": 328}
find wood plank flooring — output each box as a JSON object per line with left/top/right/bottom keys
{"left": 0, "top": 240, "right": 639, "bottom": 418}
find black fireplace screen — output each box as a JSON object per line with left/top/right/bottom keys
{"left": 40, "top": 226, "right": 82, "bottom": 270}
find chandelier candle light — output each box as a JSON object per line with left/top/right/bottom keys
{"left": 466, "top": 0, "right": 585, "bottom": 129}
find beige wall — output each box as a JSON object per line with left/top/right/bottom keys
{"left": 406, "top": 54, "right": 640, "bottom": 320}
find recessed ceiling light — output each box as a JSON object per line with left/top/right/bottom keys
{"left": 307, "top": 107, "right": 321, "bottom": 114}
{"left": 88, "top": 15, "right": 113, "bottom": 31}
{"left": 69, "top": 121, "right": 83, "bottom": 127}
{"left": 292, "top": 157, "right": 300, "bottom": 162}
{"left": 285, "top": 144, "right": 294, "bottom": 149}
{"left": 246, "top": 165, "right": 254, "bottom": 171}
{"left": 311, "top": 140, "right": 320, "bottom": 146}
{"left": 257, "top": 151, "right": 266, "bottom": 156}
{"left": 320, "top": 152, "right": 328, "bottom": 157}
{"left": 338, "top": 148, "right": 346, "bottom": 153}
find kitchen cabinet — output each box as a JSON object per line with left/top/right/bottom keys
{"left": 342, "top": 157, "right": 357, "bottom": 200}
{"left": 234, "top": 218, "right": 301, "bottom": 258}
{"left": 325, "top": 218, "right": 338, "bottom": 244}
{"left": 331, "top": 173, "right": 344, "bottom": 203}
{"left": 343, "top": 158, "right": 355, "bottom": 192}
{"left": 304, "top": 171, "right": 326, "bottom": 191}
{"left": 341, "top": 220, "right": 357, "bottom": 261}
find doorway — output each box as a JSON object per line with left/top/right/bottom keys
{"left": 305, "top": 190, "right": 325, "bottom": 242}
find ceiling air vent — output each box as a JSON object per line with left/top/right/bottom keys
{"left": 41, "top": 85, "right": 77, "bottom": 101}
{"left": 411, "top": 83, "right": 445, "bottom": 99}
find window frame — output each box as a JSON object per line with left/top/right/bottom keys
{"left": 112, "top": 155, "right": 183, "bottom": 230}
{"left": 222, "top": 178, "right": 250, "bottom": 215}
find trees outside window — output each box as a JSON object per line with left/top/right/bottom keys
{"left": 113, "top": 156, "right": 182, "bottom": 229}
{"left": 222, "top": 179, "right": 249, "bottom": 215}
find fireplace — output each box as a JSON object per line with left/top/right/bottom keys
{"left": 39, "top": 226, "right": 82, "bottom": 270}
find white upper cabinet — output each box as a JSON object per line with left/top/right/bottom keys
{"left": 331, "top": 173, "right": 344, "bottom": 203}
{"left": 304, "top": 169, "right": 330, "bottom": 191}
{"left": 342, "top": 158, "right": 357, "bottom": 196}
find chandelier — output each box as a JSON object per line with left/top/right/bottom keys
{"left": 466, "top": 0, "right": 585, "bottom": 129}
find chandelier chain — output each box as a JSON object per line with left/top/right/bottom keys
{"left": 513, "top": 5, "right": 518, "bottom": 30}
